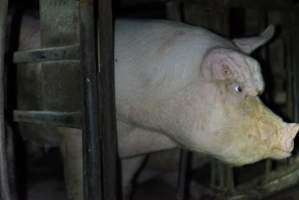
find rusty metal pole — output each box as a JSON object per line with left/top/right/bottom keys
{"left": 97, "top": 0, "right": 120, "bottom": 198}
{"left": 176, "top": 150, "right": 190, "bottom": 200}
{"left": 80, "top": 0, "right": 119, "bottom": 199}
{"left": 80, "top": 0, "right": 103, "bottom": 199}
{"left": 0, "top": 0, "right": 11, "bottom": 200}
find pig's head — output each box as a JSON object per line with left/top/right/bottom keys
{"left": 195, "top": 26, "right": 299, "bottom": 166}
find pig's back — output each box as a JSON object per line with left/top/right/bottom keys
{"left": 115, "top": 19, "right": 234, "bottom": 102}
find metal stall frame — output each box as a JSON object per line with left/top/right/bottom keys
{"left": 1, "top": 0, "right": 120, "bottom": 200}
{"left": 80, "top": 0, "right": 120, "bottom": 199}
{"left": 6, "top": 0, "right": 192, "bottom": 199}
{"left": 0, "top": 0, "right": 11, "bottom": 200}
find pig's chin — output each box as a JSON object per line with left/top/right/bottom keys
{"left": 213, "top": 133, "right": 292, "bottom": 166}
{"left": 218, "top": 123, "right": 296, "bottom": 166}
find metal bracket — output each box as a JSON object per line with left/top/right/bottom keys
{"left": 13, "top": 110, "right": 81, "bottom": 128}
{"left": 14, "top": 44, "right": 80, "bottom": 64}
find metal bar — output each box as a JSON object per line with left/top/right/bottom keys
{"left": 291, "top": 14, "right": 299, "bottom": 123}
{"left": 225, "top": 165, "right": 235, "bottom": 192}
{"left": 79, "top": 0, "right": 103, "bottom": 199}
{"left": 13, "top": 110, "right": 81, "bottom": 128}
{"left": 0, "top": 0, "right": 11, "bottom": 199}
{"left": 231, "top": 157, "right": 299, "bottom": 200}
{"left": 283, "top": 18, "right": 296, "bottom": 122}
{"left": 13, "top": 44, "right": 80, "bottom": 64}
{"left": 120, "top": 0, "right": 296, "bottom": 10}
{"left": 192, "top": 158, "right": 299, "bottom": 200}
{"left": 97, "top": 0, "right": 120, "bottom": 198}
{"left": 166, "top": 1, "right": 182, "bottom": 21}
{"left": 265, "top": 160, "right": 272, "bottom": 180}
{"left": 184, "top": 0, "right": 296, "bottom": 11}
{"left": 176, "top": 150, "right": 190, "bottom": 200}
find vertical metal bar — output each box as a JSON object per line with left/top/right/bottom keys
{"left": 97, "top": 0, "right": 120, "bottom": 198}
{"left": 225, "top": 165, "right": 234, "bottom": 192}
{"left": 281, "top": 12, "right": 297, "bottom": 163}
{"left": 79, "top": 0, "right": 103, "bottom": 199}
{"left": 166, "top": 1, "right": 182, "bottom": 21}
{"left": 176, "top": 150, "right": 190, "bottom": 200}
{"left": 291, "top": 11, "right": 299, "bottom": 123}
{"left": 282, "top": 12, "right": 296, "bottom": 122}
{"left": 0, "top": 0, "right": 11, "bottom": 200}
{"left": 265, "top": 159, "right": 272, "bottom": 180}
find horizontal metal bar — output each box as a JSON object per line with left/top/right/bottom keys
{"left": 121, "top": 0, "right": 295, "bottom": 10}
{"left": 184, "top": 0, "right": 295, "bottom": 10}
{"left": 13, "top": 44, "right": 80, "bottom": 64}
{"left": 190, "top": 158, "right": 299, "bottom": 199}
{"left": 13, "top": 110, "right": 81, "bottom": 128}
{"left": 228, "top": 157, "right": 299, "bottom": 199}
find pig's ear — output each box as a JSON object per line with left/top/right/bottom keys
{"left": 200, "top": 48, "right": 237, "bottom": 81}
{"left": 232, "top": 25, "right": 275, "bottom": 54}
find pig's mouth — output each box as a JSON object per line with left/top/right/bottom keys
{"left": 271, "top": 147, "right": 292, "bottom": 159}
{"left": 284, "top": 135, "right": 295, "bottom": 152}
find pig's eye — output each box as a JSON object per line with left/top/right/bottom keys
{"left": 234, "top": 85, "right": 243, "bottom": 93}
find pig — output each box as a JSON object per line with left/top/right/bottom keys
{"left": 17, "top": 16, "right": 299, "bottom": 200}
{"left": 114, "top": 19, "right": 299, "bottom": 165}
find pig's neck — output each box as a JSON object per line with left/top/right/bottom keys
{"left": 159, "top": 81, "right": 225, "bottom": 145}
{"left": 119, "top": 79, "right": 223, "bottom": 148}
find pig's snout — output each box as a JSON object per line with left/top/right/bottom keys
{"left": 281, "top": 123, "right": 299, "bottom": 153}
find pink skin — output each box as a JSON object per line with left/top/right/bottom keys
{"left": 282, "top": 123, "right": 299, "bottom": 152}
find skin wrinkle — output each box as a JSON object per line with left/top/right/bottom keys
{"left": 209, "top": 49, "right": 259, "bottom": 97}
{"left": 156, "top": 30, "right": 185, "bottom": 55}
{"left": 245, "top": 59, "right": 256, "bottom": 94}
{"left": 244, "top": 57, "right": 263, "bottom": 95}
{"left": 221, "top": 51, "right": 263, "bottom": 97}
{"left": 225, "top": 54, "right": 245, "bottom": 83}
{"left": 232, "top": 56, "right": 254, "bottom": 95}
{"left": 242, "top": 60, "right": 253, "bottom": 94}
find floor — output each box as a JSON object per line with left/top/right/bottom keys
{"left": 20, "top": 148, "right": 299, "bottom": 200}
{"left": 26, "top": 178, "right": 299, "bottom": 200}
